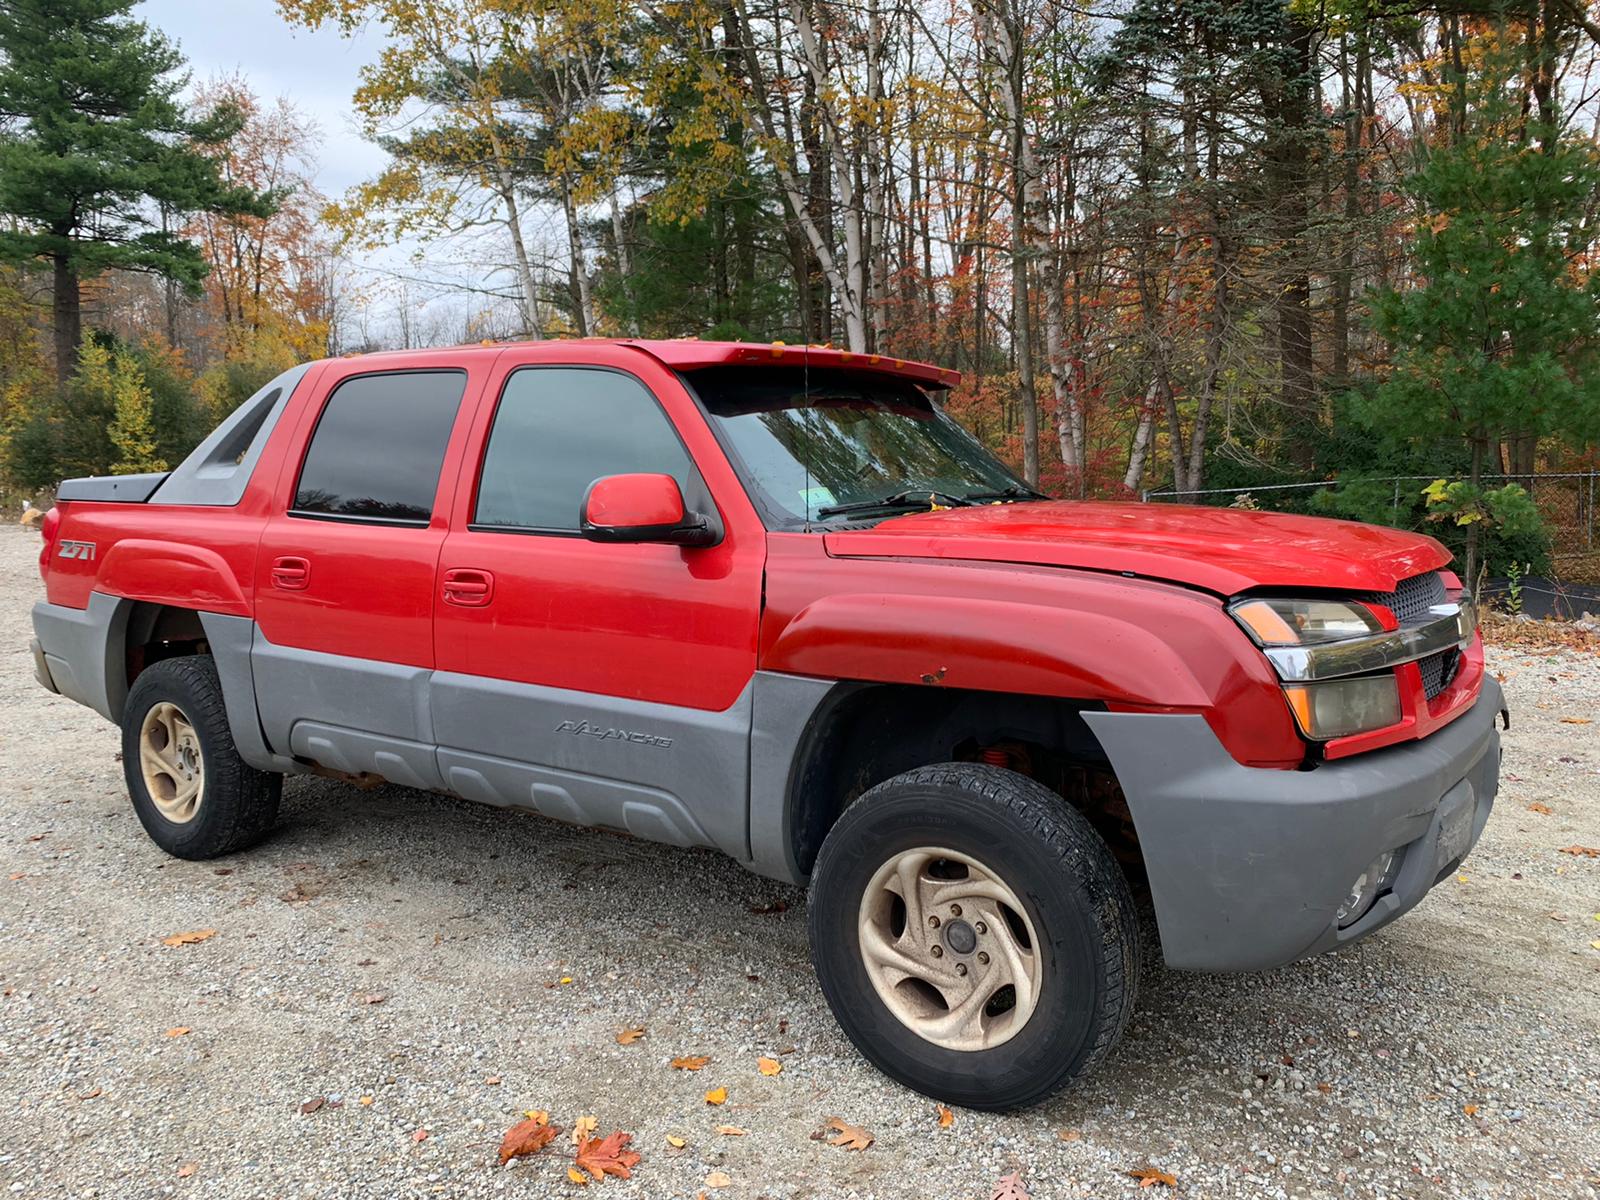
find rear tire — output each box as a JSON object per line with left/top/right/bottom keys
{"left": 808, "top": 763, "right": 1139, "bottom": 1110}
{"left": 121, "top": 656, "right": 281, "bottom": 860}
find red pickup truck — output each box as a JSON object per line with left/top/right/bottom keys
{"left": 30, "top": 340, "right": 1503, "bottom": 1109}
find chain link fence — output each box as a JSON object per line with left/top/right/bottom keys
{"left": 1144, "top": 472, "right": 1600, "bottom": 609}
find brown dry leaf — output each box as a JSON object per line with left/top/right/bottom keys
{"left": 937, "top": 1105, "right": 954, "bottom": 1128}
{"left": 616, "top": 1026, "right": 646, "bottom": 1045}
{"left": 1528, "top": 802, "right": 1554, "bottom": 815}
{"left": 77, "top": 1088, "right": 102, "bottom": 1101}
{"left": 567, "top": 1166, "right": 590, "bottom": 1186}
{"left": 757, "top": 1056, "right": 782, "bottom": 1076}
{"left": 822, "top": 1117, "right": 873, "bottom": 1151}
{"left": 1056, "top": 1128, "right": 1081, "bottom": 1142}
{"left": 411, "top": 1128, "right": 428, "bottom": 1143}
{"left": 714, "top": 1125, "right": 747, "bottom": 1136}
{"left": 360, "top": 993, "right": 386, "bottom": 1005}
{"left": 704, "top": 1086, "right": 727, "bottom": 1106}
{"left": 1128, "top": 1167, "right": 1178, "bottom": 1189}
{"left": 704, "top": 1171, "right": 733, "bottom": 1189}
{"left": 163, "top": 1026, "right": 190, "bottom": 1038}
{"left": 176, "top": 1163, "right": 197, "bottom": 1179}
{"left": 671, "top": 1055, "right": 710, "bottom": 1071}
{"left": 1559, "top": 716, "right": 1593, "bottom": 724}
{"left": 574, "top": 1131, "right": 641, "bottom": 1182}
{"left": 161, "top": 929, "right": 216, "bottom": 947}
{"left": 1316, "top": 1082, "right": 1333, "bottom": 1094}
{"left": 359, "top": 1096, "right": 373, "bottom": 1106}
{"left": 665, "top": 1135, "right": 686, "bottom": 1149}
{"left": 989, "top": 1172, "right": 1031, "bottom": 1200}
{"left": 299, "top": 1098, "right": 324, "bottom": 1115}
{"left": 1463, "top": 1104, "right": 1480, "bottom": 1117}
{"left": 1559, "top": 846, "right": 1600, "bottom": 857}
{"left": 571, "top": 1114, "right": 598, "bottom": 1145}
{"left": 483, "top": 1075, "right": 501, "bottom": 1086}
{"left": 499, "top": 1117, "right": 560, "bottom": 1164}
{"left": 524, "top": 1109, "right": 551, "bottom": 1124}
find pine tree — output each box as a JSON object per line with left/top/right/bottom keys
{"left": 0, "top": 0, "right": 274, "bottom": 380}
{"left": 105, "top": 347, "right": 165, "bottom": 474}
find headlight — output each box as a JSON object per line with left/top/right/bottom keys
{"left": 1230, "top": 597, "right": 1386, "bottom": 646}
{"left": 1283, "top": 675, "right": 1401, "bottom": 740}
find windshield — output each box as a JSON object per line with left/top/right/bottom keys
{"left": 684, "top": 366, "right": 1031, "bottom": 525}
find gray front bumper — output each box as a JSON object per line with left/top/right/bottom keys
{"left": 1083, "top": 678, "right": 1504, "bottom": 972}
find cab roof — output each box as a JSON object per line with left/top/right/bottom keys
{"left": 329, "top": 339, "right": 960, "bottom": 391}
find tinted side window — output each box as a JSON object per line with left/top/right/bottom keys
{"left": 475, "top": 367, "right": 693, "bottom": 531}
{"left": 293, "top": 371, "right": 467, "bottom": 523}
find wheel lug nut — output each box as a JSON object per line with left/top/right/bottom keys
{"left": 930, "top": 945, "right": 943, "bottom": 958}
{"left": 977, "top": 951, "right": 989, "bottom": 965}
{"left": 928, "top": 915, "right": 940, "bottom": 928}
{"left": 950, "top": 904, "right": 962, "bottom": 917}
{"left": 955, "top": 963, "right": 967, "bottom": 976}
{"left": 974, "top": 921, "right": 987, "bottom": 935}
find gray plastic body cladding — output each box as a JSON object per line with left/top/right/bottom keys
{"left": 746, "top": 672, "right": 838, "bottom": 883}
{"left": 30, "top": 595, "right": 131, "bottom": 721}
{"left": 431, "top": 671, "right": 753, "bottom": 858}
{"left": 196, "top": 613, "right": 306, "bottom": 775}
{"left": 1082, "top": 677, "right": 1503, "bottom": 973}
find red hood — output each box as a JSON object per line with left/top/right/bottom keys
{"left": 822, "top": 501, "right": 1452, "bottom": 595}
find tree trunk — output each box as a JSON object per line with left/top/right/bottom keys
{"left": 52, "top": 253, "right": 81, "bottom": 384}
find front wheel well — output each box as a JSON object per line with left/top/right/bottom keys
{"left": 787, "top": 684, "right": 1143, "bottom": 884}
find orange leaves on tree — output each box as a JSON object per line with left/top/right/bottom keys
{"left": 499, "top": 1116, "right": 561, "bottom": 1164}
{"left": 573, "top": 1131, "right": 641, "bottom": 1182}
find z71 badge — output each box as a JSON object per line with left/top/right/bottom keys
{"left": 57, "top": 540, "right": 96, "bottom": 561}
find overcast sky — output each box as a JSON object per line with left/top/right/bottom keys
{"left": 136, "top": 0, "right": 387, "bottom": 203}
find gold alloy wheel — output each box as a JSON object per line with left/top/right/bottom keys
{"left": 139, "top": 701, "right": 205, "bottom": 824}
{"left": 856, "top": 846, "right": 1041, "bottom": 1051}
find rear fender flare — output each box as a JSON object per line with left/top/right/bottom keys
{"left": 96, "top": 539, "right": 250, "bottom": 616}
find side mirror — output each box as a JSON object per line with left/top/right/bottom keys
{"left": 581, "top": 473, "right": 717, "bottom": 547}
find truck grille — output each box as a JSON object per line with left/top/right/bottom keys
{"left": 1362, "top": 570, "right": 1456, "bottom": 700}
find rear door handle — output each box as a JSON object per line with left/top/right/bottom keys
{"left": 442, "top": 568, "right": 494, "bottom": 607}
{"left": 271, "top": 556, "right": 310, "bottom": 591}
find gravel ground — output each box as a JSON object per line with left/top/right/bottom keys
{"left": 2, "top": 526, "right": 1598, "bottom": 1200}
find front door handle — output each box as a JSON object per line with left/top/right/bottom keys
{"left": 271, "top": 556, "right": 310, "bottom": 591}
{"left": 442, "top": 568, "right": 494, "bottom": 607}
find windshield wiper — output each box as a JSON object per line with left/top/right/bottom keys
{"left": 960, "top": 484, "right": 1048, "bottom": 503}
{"left": 816, "top": 489, "right": 974, "bottom": 519}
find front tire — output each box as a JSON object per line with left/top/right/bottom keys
{"left": 121, "top": 656, "right": 281, "bottom": 860}
{"left": 808, "top": 763, "right": 1139, "bottom": 1110}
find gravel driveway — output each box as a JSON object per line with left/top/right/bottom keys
{"left": 2, "top": 528, "right": 1597, "bottom": 1200}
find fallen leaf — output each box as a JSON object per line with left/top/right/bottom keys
{"left": 574, "top": 1131, "right": 641, "bottom": 1181}
{"left": 567, "top": 1166, "right": 589, "bottom": 1186}
{"left": 483, "top": 1075, "right": 501, "bottom": 1086}
{"left": 412, "top": 1128, "right": 428, "bottom": 1143}
{"left": 937, "top": 1105, "right": 954, "bottom": 1128}
{"left": 704, "top": 1171, "right": 733, "bottom": 1189}
{"left": 499, "top": 1117, "right": 561, "bottom": 1164}
{"left": 1128, "top": 1167, "right": 1177, "bottom": 1189}
{"left": 524, "top": 1109, "right": 550, "bottom": 1123}
{"left": 359, "top": 1096, "right": 373, "bottom": 1106}
{"left": 665, "top": 1134, "right": 686, "bottom": 1149}
{"left": 1463, "top": 1104, "right": 1480, "bottom": 1116}
{"left": 163, "top": 1026, "right": 190, "bottom": 1038}
{"left": 1559, "top": 846, "right": 1600, "bottom": 857}
{"left": 671, "top": 1055, "right": 710, "bottom": 1071}
{"left": 1591, "top": 940, "right": 1600, "bottom": 951}
{"left": 704, "top": 1087, "right": 727, "bottom": 1106}
{"left": 616, "top": 1026, "right": 646, "bottom": 1045}
{"left": 822, "top": 1117, "right": 873, "bottom": 1151}
{"left": 1559, "top": 716, "right": 1592, "bottom": 724}
{"left": 8, "top": 872, "right": 24, "bottom": 880}
{"left": 161, "top": 929, "right": 217, "bottom": 947}
{"left": 571, "top": 1114, "right": 597, "bottom": 1145}
{"left": 558, "top": 976, "right": 574, "bottom": 985}
{"left": 77, "top": 1088, "right": 102, "bottom": 1101}
{"left": 990, "top": 1172, "right": 1030, "bottom": 1200}
{"left": 1528, "top": 802, "right": 1553, "bottom": 815}
{"left": 757, "top": 1056, "right": 782, "bottom": 1076}
{"left": 1056, "top": 1127, "right": 1081, "bottom": 1141}
{"left": 749, "top": 899, "right": 788, "bottom": 914}
{"left": 360, "top": 993, "right": 386, "bottom": 1005}
{"left": 176, "top": 1163, "right": 197, "bottom": 1178}
{"left": 299, "top": 1098, "right": 324, "bottom": 1115}
{"left": 715, "top": 1125, "right": 747, "bottom": 1136}
{"left": 1316, "top": 1082, "right": 1333, "bottom": 1094}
